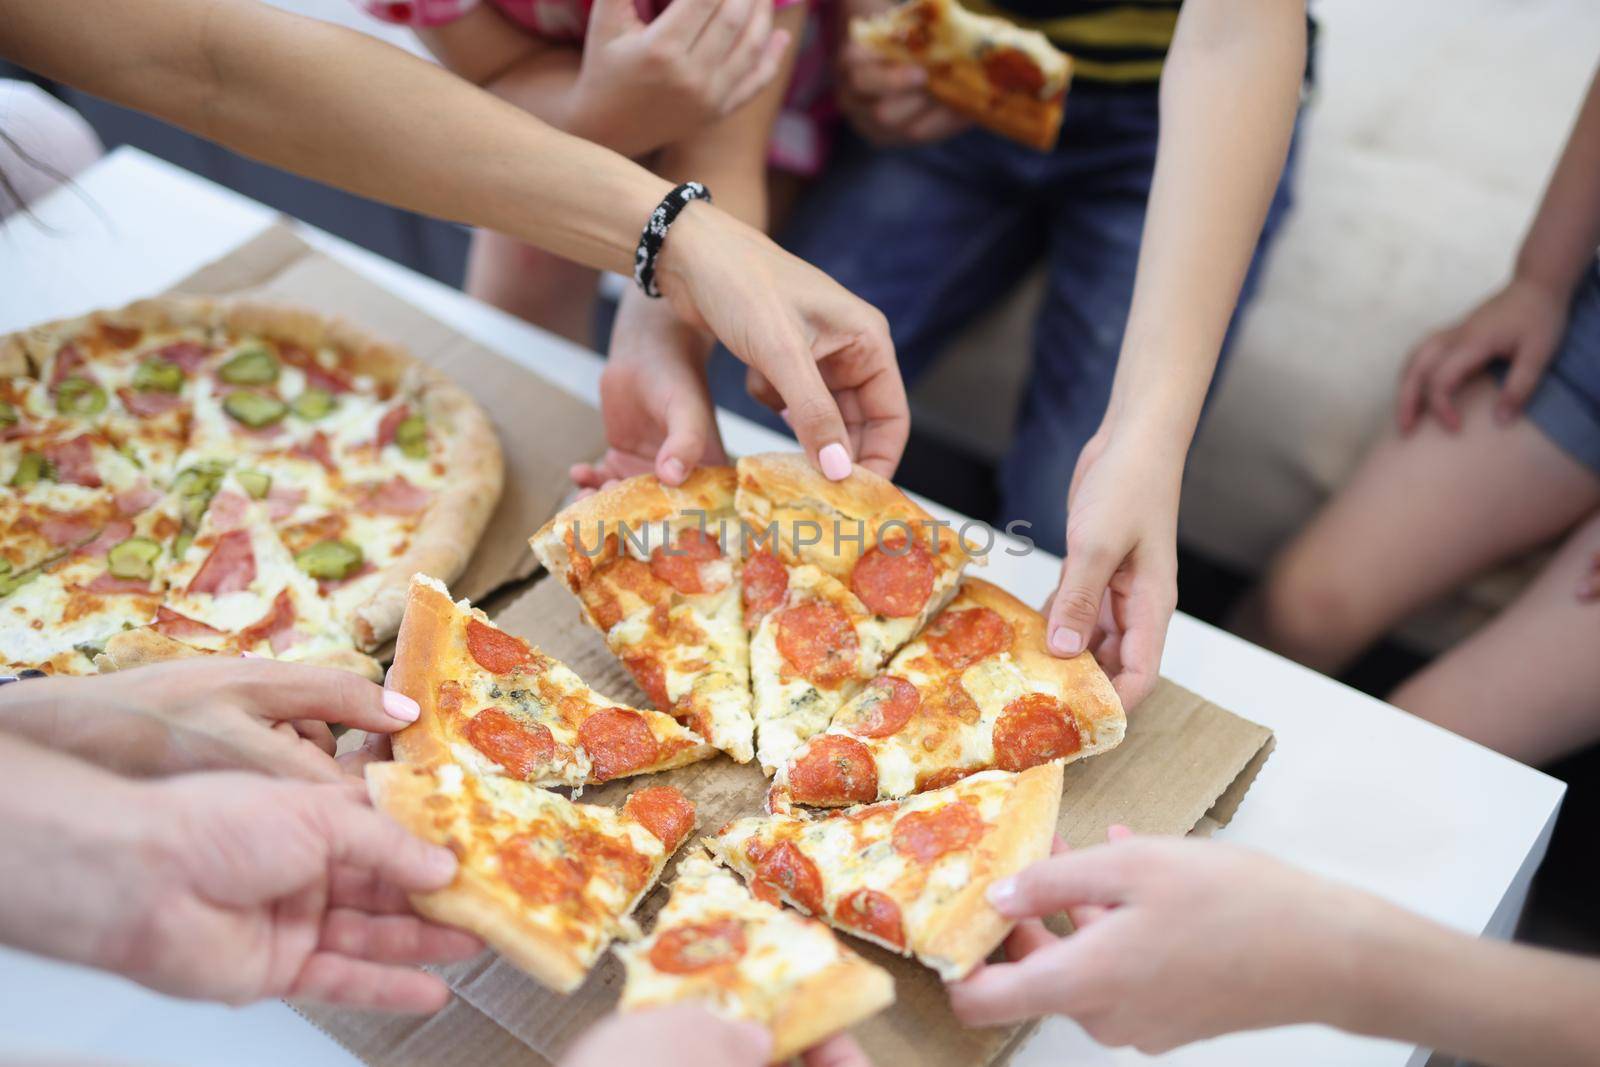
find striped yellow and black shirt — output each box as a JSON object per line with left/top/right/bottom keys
{"left": 962, "top": 0, "right": 1180, "bottom": 84}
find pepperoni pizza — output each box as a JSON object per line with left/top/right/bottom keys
{"left": 735, "top": 453, "right": 969, "bottom": 772}
{"left": 708, "top": 762, "right": 1063, "bottom": 980}
{"left": 1, "top": 298, "right": 501, "bottom": 677}
{"left": 531, "top": 468, "right": 754, "bottom": 763}
{"left": 851, "top": 0, "right": 1072, "bottom": 151}
{"left": 367, "top": 761, "right": 697, "bottom": 992}
{"left": 618, "top": 851, "right": 894, "bottom": 1056}
{"left": 771, "top": 578, "right": 1124, "bottom": 809}
{"left": 389, "top": 575, "right": 716, "bottom": 788}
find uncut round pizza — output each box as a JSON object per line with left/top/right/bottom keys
{"left": 0, "top": 298, "right": 502, "bottom": 678}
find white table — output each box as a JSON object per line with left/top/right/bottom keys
{"left": 0, "top": 149, "right": 1566, "bottom": 1067}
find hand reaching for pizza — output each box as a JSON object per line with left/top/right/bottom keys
{"left": 561, "top": 1006, "right": 874, "bottom": 1067}
{"left": 0, "top": 658, "right": 421, "bottom": 782}
{"left": 654, "top": 207, "right": 909, "bottom": 481}
{"left": 1043, "top": 429, "right": 1179, "bottom": 712}
{"left": 836, "top": 38, "right": 972, "bottom": 147}
{"left": 947, "top": 832, "right": 1396, "bottom": 1054}
{"left": 576, "top": 286, "right": 731, "bottom": 492}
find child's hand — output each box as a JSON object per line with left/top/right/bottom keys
{"left": 947, "top": 832, "right": 1398, "bottom": 1054}
{"left": 1580, "top": 550, "right": 1600, "bottom": 603}
{"left": 1397, "top": 277, "right": 1568, "bottom": 434}
{"left": 569, "top": 0, "right": 792, "bottom": 158}
{"left": 836, "top": 39, "right": 970, "bottom": 146}
{"left": 577, "top": 286, "right": 731, "bottom": 492}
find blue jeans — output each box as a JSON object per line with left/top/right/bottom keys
{"left": 712, "top": 86, "right": 1300, "bottom": 552}
{"left": 1522, "top": 259, "right": 1600, "bottom": 477}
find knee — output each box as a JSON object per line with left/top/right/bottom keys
{"left": 1255, "top": 545, "right": 1373, "bottom": 669}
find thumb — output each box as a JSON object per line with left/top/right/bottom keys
{"left": 1047, "top": 542, "right": 1119, "bottom": 657}
{"left": 654, "top": 389, "right": 717, "bottom": 486}
{"left": 588, "top": 0, "right": 644, "bottom": 38}
{"left": 1496, "top": 337, "right": 1553, "bottom": 424}
{"left": 985, "top": 847, "right": 1136, "bottom": 920}
{"left": 756, "top": 336, "right": 855, "bottom": 481}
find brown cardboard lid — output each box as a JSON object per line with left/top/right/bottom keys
{"left": 304, "top": 575, "right": 1273, "bottom": 1067}
{"left": 167, "top": 222, "right": 605, "bottom": 603}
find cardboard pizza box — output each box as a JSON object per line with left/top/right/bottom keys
{"left": 300, "top": 574, "right": 1273, "bottom": 1067}
{"left": 167, "top": 222, "right": 605, "bottom": 605}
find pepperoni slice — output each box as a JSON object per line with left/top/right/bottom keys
{"left": 916, "top": 767, "right": 973, "bottom": 793}
{"left": 648, "top": 528, "right": 724, "bottom": 595}
{"left": 464, "top": 707, "right": 554, "bottom": 778}
{"left": 993, "top": 693, "right": 1081, "bottom": 771}
{"left": 892, "top": 800, "right": 985, "bottom": 863}
{"left": 578, "top": 707, "right": 660, "bottom": 781}
{"left": 925, "top": 607, "right": 1013, "bottom": 671}
{"left": 187, "top": 528, "right": 256, "bottom": 595}
{"left": 44, "top": 435, "right": 101, "bottom": 488}
{"left": 499, "top": 835, "right": 585, "bottom": 905}
{"left": 754, "top": 840, "right": 824, "bottom": 915}
{"left": 623, "top": 785, "right": 696, "bottom": 849}
{"left": 775, "top": 601, "right": 859, "bottom": 688}
{"left": 623, "top": 653, "right": 671, "bottom": 711}
{"left": 983, "top": 47, "right": 1045, "bottom": 95}
{"left": 842, "top": 676, "right": 920, "bottom": 738}
{"left": 649, "top": 919, "right": 746, "bottom": 974}
{"left": 466, "top": 618, "right": 530, "bottom": 675}
{"left": 787, "top": 735, "right": 878, "bottom": 806}
{"left": 851, "top": 535, "right": 935, "bottom": 618}
{"left": 834, "top": 889, "right": 905, "bottom": 950}
{"left": 741, "top": 549, "right": 788, "bottom": 624}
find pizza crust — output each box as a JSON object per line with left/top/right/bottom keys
{"left": 92, "top": 626, "right": 383, "bottom": 680}
{"left": 768, "top": 953, "right": 897, "bottom": 1060}
{"left": 915, "top": 760, "right": 1061, "bottom": 979}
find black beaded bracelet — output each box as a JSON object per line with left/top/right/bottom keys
{"left": 633, "top": 181, "right": 712, "bottom": 298}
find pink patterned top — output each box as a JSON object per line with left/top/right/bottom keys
{"left": 362, "top": 0, "right": 836, "bottom": 174}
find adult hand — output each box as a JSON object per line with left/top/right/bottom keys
{"left": 570, "top": 0, "right": 791, "bottom": 157}
{"left": 576, "top": 286, "right": 730, "bottom": 491}
{"left": 561, "top": 1006, "right": 772, "bottom": 1067}
{"left": 11, "top": 657, "right": 420, "bottom": 782}
{"left": 836, "top": 39, "right": 970, "bottom": 146}
{"left": 948, "top": 833, "right": 1399, "bottom": 1054}
{"left": 1042, "top": 429, "right": 1179, "bottom": 711}
{"left": 654, "top": 207, "right": 909, "bottom": 479}
{"left": 107, "top": 772, "right": 479, "bottom": 1010}
{"left": 1396, "top": 277, "right": 1568, "bottom": 434}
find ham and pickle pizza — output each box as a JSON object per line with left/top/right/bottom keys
{"left": 531, "top": 468, "right": 754, "bottom": 763}
{"left": 390, "top": 575, "right": 716, "bottom": 789}
{"left": 1, "top": 298, "right": 501, "bottom": 677}
{"left": 617, "top": 851, "right": 894, "bottom": 1059}
{"left": 708, "top": 763, "right": 1063, "bottom": 980}
{"left": 735, "top": 453, "right": 971, "bottom": 772}
{"left": 851, "top": 0, "right": 1072, "bottom": 151}
{"left": 770, "top": 578, "right": 1124, "bottom": 809}
{"left": 367, "top": 761, "right": 697, "bottom": 992}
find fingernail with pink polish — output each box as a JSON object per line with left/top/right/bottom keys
{"left": 383, "top": 690, "right": 420, "bottom": 723}
{"left": 819, "top": 443, "right": 852, "bottom": 481}
{"left": 1048, "top": 627, "right": 1084, "bottom": 656}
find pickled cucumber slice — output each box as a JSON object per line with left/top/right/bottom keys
{"left": 133, "top": 357, "right": 183, "bottom": 393}
{"left": 56, "top": 377, "right": 107, "bottom": 416}
{"left": 11, "top": 451, "right": 52, "bottom": 487}
{"left": 236, "top": 470, "right": 272, "bottom": 499}
{"left": 394, "top": 414, "right": 428, "bottom": 459}
{"left": 295, "top": 539, "right": 363, "bottom": 581}
{"left": 223, "top": 391, "right": 287, "bottom": 428}
{"left": 218, "top": 346, "right": 280, "bottom": 385}
{"left": 107, "top": 537, "right": 161, "bottom": 581}
{"left": 0, "top": 400, "right": 16, "bottom": 429}
{"left": 0, "top": 566, "right": 38, "bottom": 598}
{"left": 290, "top": 387, "right": 336, "bottom": 420}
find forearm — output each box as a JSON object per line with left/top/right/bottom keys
{"left": 1335, "top": 908, "right": 1600, "bottom": 1067}
{"left": 0, "top": 676, "right": 165, "bottom": 774}
{"left": 1, "top": 0, "right": 668, "bottom": 275}
{"left": 0, "top": 733, "right": 160, "bottom": 972}
{"left": 1517, "top": 62, "right": 1600, "bottom": 293}
{"left": 1103, "top": 0, "right": 1303, "bottom": 458}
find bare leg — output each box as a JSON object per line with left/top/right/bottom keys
{"left": 464, "top": 227, "right": 599, "bottom": 347}
{"left": 1391, "top": 508, "right": 1600, "bottom": 765}
{"left": 1238, "top": 378, "right": 1600, "bottom": 673}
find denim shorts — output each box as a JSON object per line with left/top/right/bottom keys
{"left": 1527, "top": 259, "right": 1600, "bottom": 476}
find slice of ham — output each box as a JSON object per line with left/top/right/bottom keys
{"left": 264, "top": 485, "right": 306, "bottom": 521}
{"left": 205, "top": 490, "right": 251, "bottom": 533}
{"left": 375, "top": 404, "right": 409, "bottom": 449}
{"left": 187, "top": 528, "right": 256, "bottom": 595}
{"left": 291, "top": 431, "right": 336, "bottom": 472}
{"left": 154, "top": 341, "right": 212, "bottom": 372}
{"left": 117, "top": 387, "right": 183, "bottom": 418}
{"left": 40, "top": 512, "right": 101, "bottom": 548}
{"left": 236, "top": 588, "right": 295, "bottom": 650}
{"left": 269, "top": 627, "right": 308, "bottom": 655}
{"left": 359, "top": 475, "right": 430, "bottom": 516}
{"left": 48, "top": 344, "right": 87, "bottom": 388}
{"left": 44, "top": 435, "right": 101, "bottom": 488}
{"left": 281, "top": 343, "right": 353, "bottom": 394}
{"left": 85, "top": 572, "right": 155, "bottom": 595}
{"left": 153, "top": 605, "right": 223, "bottom": 640}
{"left": 115, "top": 483, "right": 161, "bottom": 517}
{"left": 77, "top": 520, "right": 134, "bottom": 558}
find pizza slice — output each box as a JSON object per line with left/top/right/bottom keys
{"left": 366, "top": 761, "right": 697, "bottom": 993}
{"left": 617, "top": 851, "right": 894, "bottom": 1058}
{"left": 770, "top": 578, "right": 1124, "bottom": 808}
{"left": 851, "top": 0, "right": 1072, "bottom": 151}
{"left": 707, "top": 763, "right": 1062, "bottom": 980}
{"left": 532, "top": 467, "right": 754, "bottom": 763}
{"left": 736, "top": 454, "right": 972, "bottom": 772}
{"left": 389, "top": 574, "right": 716, "bottom": 788}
